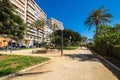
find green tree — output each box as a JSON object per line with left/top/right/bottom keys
{"left": 52, "top": 29, "right": 81, "bottom": 47}
{"left": 0, "top": 0, "right": 26, "bottom": 41}
{"left": 114, "top": 24, "right": 120, "bottom": 44}
{"left": 31, "top": 19, "right": 46, "bottom": 47}
{"left": 51, "top": 30, "right": 61, "bottom": 47}
{"left": 0, "top": 0, "right": 14, "bottom": 33}
{"left": 9, "top": 15, "right": 27, "bottom": 41}
{"left": 94, "top": 24, "right": 120, "bottom": 56}
{"left": 84, "top": 6, "right": 112, "bottom": 33}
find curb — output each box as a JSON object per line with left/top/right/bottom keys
{"left": 0, "top": 60, "right": 52, "bottom": 80}
{"left": 91, "top": 49, "right": 120, "bottom": 72}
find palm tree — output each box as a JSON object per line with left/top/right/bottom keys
{"left": 31, "top": 19, "right": 46, "bottom": 47}
{"left": 84, "top": 6, "right": 113, "bottom": 34}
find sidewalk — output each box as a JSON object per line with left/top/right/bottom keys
{"left": 5, "top": 47, "right": 119, "bottom": 80}
{"left": 0, "top": 48, "right": 61, "bottom": 58}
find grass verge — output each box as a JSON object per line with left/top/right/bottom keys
{"left": 64, "top": 46, "right": 79, "bottom": 50}
{"left": 52, "top": 46, "right": 79, "bottom": 50}
{"left": 0, "top": 54, "right": 50, "bottom": 77}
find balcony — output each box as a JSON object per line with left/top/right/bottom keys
{"left": 27, "top": 6, "right": 36, "bottom": 16}
{"left": 15, "top": 8, "right": 25, "bottom": 16}
{"left": 27, "top": 16, "right": 34, "bottom": 23}
{"left": 27, "top": 12, "right": 36, "bottom": 21}
{"left": 27, "top": 28, "right": 37, "bottom": 33}
{"left": 11, "top": 0, "right": 25, "bottom": 11}
{"left": 28, "top": 1, "right": 35, "bottom": 9}
{"left": 19, "top": 0, "right": 25, "bottom": 6}
{"left": 27, "top": 32, "right": 37, "bottom": 37}
{"left": 26, "top": 31, "right": 43, "bottom": 39}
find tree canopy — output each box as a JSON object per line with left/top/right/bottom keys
{"left": 84, "top": 6, "right": 113, "bottom": 33}
{"left": 0, "top": 0, "right": 26, "bottom": 41}
{"left": 93, "top": 24, "right": 120, "bottom": 55}
{"left": 51, "top": 29, "right": 81, "bottom": 47}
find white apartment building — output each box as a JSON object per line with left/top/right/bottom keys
{"left": 10, "top": 0, "right": 47, "bottom": 47}
{"left": 44, "top": 25, "right": 53, "bottom": 43}
{"left": 48, "top": 18, "right": 64, "bottom": 31}
{"left": 10, "top": 0, "right": 64, "bottom": 47}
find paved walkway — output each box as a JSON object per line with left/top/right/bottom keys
{"left": 0, "top": 47, "right": 120, "bottom": 80}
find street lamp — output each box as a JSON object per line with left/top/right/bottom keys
{"left": 61, "top": 30, "right": 63, "bottom": 56}
{"left": 10, "top": 40, "right": 13, "bottom": 53}
{"left": 69, "top": 36, "right": 71, "bottom": 48}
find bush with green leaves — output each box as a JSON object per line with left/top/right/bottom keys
{"left": 93, "top": 24, "right": 120, "bottom": 56}
{"left": 112, "top": 45, "right": 120, "bottom": 59}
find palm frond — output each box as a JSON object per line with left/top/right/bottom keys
{"left": 84, "top": 6, "right": 113, "bottom": 31}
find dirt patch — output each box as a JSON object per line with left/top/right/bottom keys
{"left": 10, "top": 62, "right": 19, "bottom": 68}
{"left": 0, "top": 55, "right": 8, "bottom": 60}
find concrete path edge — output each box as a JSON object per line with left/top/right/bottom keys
{"left": 0, "top": 60, "right": 52, "bottom": 80}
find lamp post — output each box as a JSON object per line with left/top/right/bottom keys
{"left": 69, "top": 36, "right": 71, "bottom": 48}
{"left": 10, "top": 40, "right": 13, "bottom": 53}
{"left": 61, "top": 30, "right": 63, "bottom": 56}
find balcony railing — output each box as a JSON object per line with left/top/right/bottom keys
{"left": 11, "top": 0, "right": 25, "bottom": 11}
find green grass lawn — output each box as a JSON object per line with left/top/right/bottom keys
{"left": 0, "top": 54, "right": 50, "bottom": 77}
{"left": 64, "top": 46, "right": 79, "bottom": 50}
{"left": 52, "top": 46, "right": 79, "bottom": 50}
{"left": 18, "top": 47, "right": 37, "bottom": 50}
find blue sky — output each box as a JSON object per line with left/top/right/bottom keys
{"left": 35, "top": 0, "right": 120, "bottom": 39}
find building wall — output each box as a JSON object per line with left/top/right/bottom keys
{"left": 10, "top": 0, "right": 26, "bottom": 21}
{"left": 25, "top": 0, "right": 46, "bottom": 47}
{"left": 48, "top": 18, "right": 64, "bottom": 30}
{"left": 10, "top": 0, "right": 64, "bottom": 47}
{"left": 0, "top": 37, "right": 10, "bottom": 48}
{"left": 10, "top": 0, "right": 47, "bottom": 47}
{"left": 44, "top": 25, "right": 53, "bottom": 43}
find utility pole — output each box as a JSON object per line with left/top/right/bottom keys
{"left": 61, "top": 30, "right": 63, "bottom": 56}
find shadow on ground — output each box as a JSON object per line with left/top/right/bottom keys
{"left": 64, "top": 53, "right": 100, "bottom": 62}
{"left": 64, "top": 50, "right": 120, "bottom": 79}
{"left": 15, "top": 71, "right": 51, "bottom": 76}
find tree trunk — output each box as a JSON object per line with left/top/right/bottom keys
{"left": 95, "top": 25, "right": 99, "bottom": 49}
{"left": 96, "top": 25, "right": 99, "bottom": 34}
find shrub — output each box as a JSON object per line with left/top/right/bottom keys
{"left": 112, "top": 45, "right": 120, "bottom": 59}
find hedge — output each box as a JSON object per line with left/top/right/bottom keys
{"left": 112, "top": 45, "right": 120, "bottom": 59}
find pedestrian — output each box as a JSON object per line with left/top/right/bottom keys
{"left": 80, "top": 44, "right": 82, "bottom": 49}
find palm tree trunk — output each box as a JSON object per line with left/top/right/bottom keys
{"left": 96, "top": 25, "right": 99, "bottom": 34}
{"left": 95, "top": 25, "right": 99, "bottom": 49}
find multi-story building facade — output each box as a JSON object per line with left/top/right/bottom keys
{"left": 9, "top": 0, "right": 64, "bottom": 48}
{"left": 48, "top": 18, "right": 64, "bottom": 31}
{"left": 44, "top": 25, "right": 53, "bottom": 43}
{"left": 10, "top": 0, "right": 47, "bottom": 47}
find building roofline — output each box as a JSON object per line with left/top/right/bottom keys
{"left": 48, "top": 17, "right": 64, "bottom": 30}
{"left": 33, "top": 0, "right": 47, "bottom": 17}
{"left": 49, "top": 18, "right": 63, "bottom": 24}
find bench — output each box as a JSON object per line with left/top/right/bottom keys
{"left": 32, "top": 50, "right": 47, "bottom": 54}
